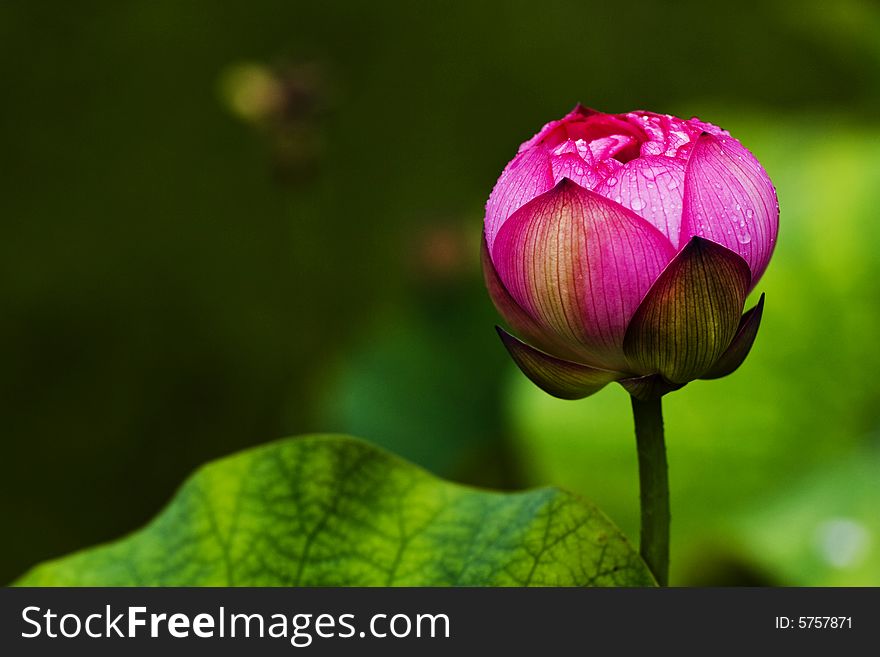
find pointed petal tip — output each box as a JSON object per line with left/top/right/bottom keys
{"left": 687, "top": 234, "right": 720, "bottom": 249}
{"left": 553, "top": 176, "right": 579, "bottom": 191}
{"left": 545, "top": 176, "right": 591, "bottom": 199}
{"left": 683, "top": 235, "right": 753, "bottom": 283}
{"left": 569, "top": 103, "right": 597, "bottom": 117}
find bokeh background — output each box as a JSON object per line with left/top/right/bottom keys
{"left": 2, "top": 0, "right": 879, "bottom": 586}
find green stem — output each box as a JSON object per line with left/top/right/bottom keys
{"left": 630, "top": 395, "right": 669, "bottom": 586}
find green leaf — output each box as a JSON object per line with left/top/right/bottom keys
{"left": 15, "top": 435, "right": 652, "bottom": 587}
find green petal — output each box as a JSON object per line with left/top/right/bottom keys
{"left": 496, "top": 326, "right": 621, "bottom": 400}
{"left": 701, "top": 293, "right": 765, "bottom": 380}
{"left": 623, "top": 237, "right": 751, "bottom": 384}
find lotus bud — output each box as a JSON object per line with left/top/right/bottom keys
{"left": 483, "top": 106, "right": 778, "bottom": 400}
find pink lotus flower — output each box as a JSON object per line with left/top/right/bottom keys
{"left": 483, "top": 106, "right": 778, "bottom": 400}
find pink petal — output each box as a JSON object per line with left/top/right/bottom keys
{"left": 595, "top": 155, "right": 685, "bottom": 245}
{"left": 681, "top": 133, "right": 779, "bottom": 286}
{"left": 484, "top": 144, "right": 554, "bottom": 252}
{"left": 519, "top": 104, "right": 596, "bottom": 151}
{"left": 486, "top": 106, "right": 647, "bottom": 250}
{"left": 496, "top": 326, "right": 621, "bottom": 400}
{"left": 481, "top": 234, "right": 589, "bottom": 363}
{"left": 491, "top": 179, "right": 675, "bottom": 371}
{"left": 548, "top": 144, "right": 602, "bottom": 191}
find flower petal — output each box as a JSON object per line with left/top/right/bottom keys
{"left": 492, "top": 179, "right": 675, "bottom": 371}
{"left": 519, "top": 104, "right": 596, "bottom": 151}
{"left": 622, "top": 237, "right": 751, "bottom": 383}
{"left": 484, "top": 144, "right": 554, "bottom": 252}
{"left": 485, "top": 105, "right": 645, "bottom": 251}
{"left": 481, "top": 234, "right": 586, "bottom": 363}
{"left": 681, "top": 133, "right": 779, "bottom": 286}
{"left": 701, "top": 293, "right": 765, "bottom": 380}
{"left": 595, "top": 155, "right": 686, "bottom": 244}
{"left": 496, "top": 327, "right": 621, "bottom": 400}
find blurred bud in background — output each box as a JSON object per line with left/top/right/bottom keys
{"left": 219, "top": 60, "right": 332, "bottom": 182}
{"left": 408, "top": 219, "right": 480, "bottom": 284}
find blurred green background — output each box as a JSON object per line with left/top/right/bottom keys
{"left": 2, "top": 0, "right": 879, "bottom": 586}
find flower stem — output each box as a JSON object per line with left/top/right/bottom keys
{"left": 630, "top": 395, "right": 669, "bottom": 586}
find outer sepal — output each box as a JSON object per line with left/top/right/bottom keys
{"left": 622, "top": 237, "right": 751, "bottom": 384}
{"left": 701, "top": 293, "right": 765, "bottom": 380}
{"left": 496, "top": 326, "right": 621, "bottom": 400}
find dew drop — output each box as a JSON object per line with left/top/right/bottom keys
{"left": 736, "top": 223, "right": 751, "bottom": 244}
{"left": 745, "top": 208, "right": 754, "bottom": 218}
{"left": 630, "top": 198, "right": 646, "bottom": 211}
{"left": 640, "top": 167, "right": 657, "bottom": 181}
{"left": 607, "top": 176, "right": 618, "bottom": 187}
{"left": 667, "top": 178, "right": 679, "bottom": 190}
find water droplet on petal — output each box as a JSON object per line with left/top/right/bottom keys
{"left": 630, "top": 198, "right": 646, "bottom": 211}
{"left": 667, "top": 178, "right": 679, "bottom": 190}
{"left": 607, "top": 177, "right": 618, "bottom": 187}
{"left": 745, "top": 208, "right": 754, "bottom": 218}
